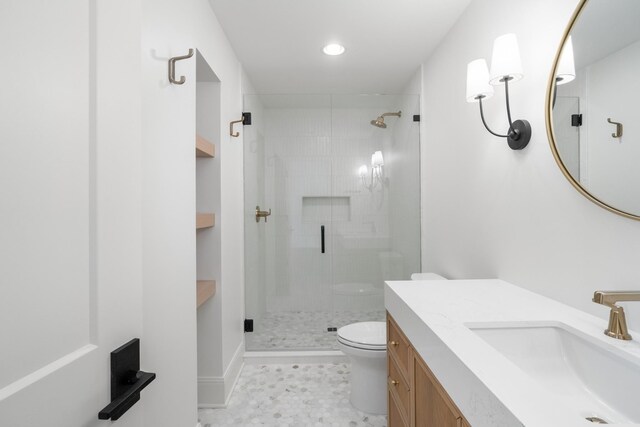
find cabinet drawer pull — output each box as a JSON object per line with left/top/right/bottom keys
{"left": 391, "top": 379, "right": 399, "bottom": 386}
{"left": 389, "top": 340, "right": 399, "bottom": 347}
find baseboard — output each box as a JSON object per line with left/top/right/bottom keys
{"left": 244, "top": 350, "right": 348, "bottom": 365}
{"left": 198, "top": 342, "right": 244, "bottom": 408}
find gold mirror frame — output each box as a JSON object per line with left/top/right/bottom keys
{"left": 545, "top": 0, "right": 640, "bottom": 221}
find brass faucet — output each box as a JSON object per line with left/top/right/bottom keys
{"left": 592, "top": 291, "right": 640, "bottom": 340}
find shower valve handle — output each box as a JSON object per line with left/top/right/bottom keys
{"left": 255, "top": 206, "right": 271, "bottom": 223}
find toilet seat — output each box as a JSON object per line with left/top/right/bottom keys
{"left": 337, "top": 321, "right": 387, "bottom": 415}
{"left": 337, "top": 321, "right": 386, "bottom": 351}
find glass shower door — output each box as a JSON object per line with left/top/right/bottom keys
{"left": 244, "top": 94, "right": 335, "bottom": 351}
{"left": 329, "top": 94, "right": 421, "bottom": 333}
{"left": 243, "top": 93, "right": 422, "bottom": 352}
{"left": 553, "top": 96, "right": 581, "bottom": 180}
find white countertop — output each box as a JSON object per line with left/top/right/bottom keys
{"left": 385, "top": 279, "right": 640, "bottom": 427}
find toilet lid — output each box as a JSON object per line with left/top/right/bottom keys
{"left": 337, "top": 321, "right": 386, "bottom": 350}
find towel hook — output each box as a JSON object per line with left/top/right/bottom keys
{"left": 168, "top": 49, "right": 194, "bottom": 85}
{"left": 607, "top": 118, "right": 623, "bottom": 138}
{"left": 230, "top": 115, "right": 245, "bottom": 137}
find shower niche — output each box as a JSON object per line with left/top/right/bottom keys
{"left": 302, "top": 197, "right": 350, "bottom": 221}
{"left": 243, "top": 94, "right": 421, "bottom": 352}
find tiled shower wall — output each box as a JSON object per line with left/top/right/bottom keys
{"left": 244, "top": 95, "right": 421, "bottom": 321}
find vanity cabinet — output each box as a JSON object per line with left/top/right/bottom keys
{"left": 387, "top": 313, "right": 471, "bottom": 427}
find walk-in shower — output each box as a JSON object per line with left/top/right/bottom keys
{"left": 243, "top": 94, "right": 421, "bottom": 352}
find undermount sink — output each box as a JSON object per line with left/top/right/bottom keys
{"left": 467, "top": 322, "right": 640, "bottom": 425}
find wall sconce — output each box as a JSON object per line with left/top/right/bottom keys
{"left": 552, "top": 35, "right": 576, "bottom": 107}
{"left": 466, "top": 33, "right": 532, "bottom": 150}
{"left": 359, "top": 151, "right": 385, "bottom": 190}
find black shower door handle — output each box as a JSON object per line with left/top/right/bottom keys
{"left": 321, "top": 225, "right": 325, "bottom": 254}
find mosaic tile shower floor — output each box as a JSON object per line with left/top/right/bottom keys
{"left": 245, "top": 310, "right": 385, "bottom": 351}
{"left": 198, "top": 363, "right": 387, "bottom": 427}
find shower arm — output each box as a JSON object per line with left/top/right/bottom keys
{"left": 381, "top": 111, "right": 402, "bottom": 118}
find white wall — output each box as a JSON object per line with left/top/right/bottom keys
{"left": 1, "top": 0, "right": 244, "bottom": 424}
{"left": 420, "top": 0, "right": 640, "bottom": 332}
{"left": 139, "top": 0, "right": 244, "bottom": 416}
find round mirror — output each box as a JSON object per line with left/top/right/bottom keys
{"left": 547, "top": 0, "right": 640, "bottom": 220}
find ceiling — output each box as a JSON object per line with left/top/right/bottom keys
{"left": 572, "top": 0, "right": 640, "bottom": 69}
{"left": 208, "top": 0, "right": 471, "bottom": 94}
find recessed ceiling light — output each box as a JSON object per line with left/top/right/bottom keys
{"left": 323, "top": 43, "right": 345, "bottom": 56}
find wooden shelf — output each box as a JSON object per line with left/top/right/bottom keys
{"left": 196, "top": 213, "right": 215, "bottom": 229}
{"left": 196, "top": 135, "right": 215, "bottom": 158}
{"left": 197, "top": 280, "right": 216, "bottom": 308}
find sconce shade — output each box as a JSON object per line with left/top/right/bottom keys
{"left": 489, "top": 33, "right": 523, "bottom": 85}
{"left": 371, "top": 151, "right": 384, "bottom": 167}
{"left": 466, "top": 59, "right": 495, "bottom": 103}
{"left": 556, "top": 36, "right": 576, "bottom": 85}
{"left": 358, "top": 165, "right": 368, "bottom": 177}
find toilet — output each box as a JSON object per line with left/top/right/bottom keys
{"left": 338, "top": 273, "right": 448, "bottom": 415}
{"left": 337, "top": 321, "right": 387, "bottom": 415}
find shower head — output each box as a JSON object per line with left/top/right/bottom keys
{"left": 371, "top": 117, "right": 387, "bottom": 128}
{"left": 370, "top": 111, "right": 401, "bottom": 128}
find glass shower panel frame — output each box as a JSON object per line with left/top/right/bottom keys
{"left": 552, "top": 96, "right": 581, "bottom": 181}
{"left": 243, "top": 93, "right": 421, "bottom": 352}
{"left": 243, "top": 94, "right": 335, "bottom": 351}
{"left": 329, "top": 94, "right": 422, "bottom": 332}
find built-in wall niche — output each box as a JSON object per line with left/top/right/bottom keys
{"left": 302, "top": 196, "right": 351, "bottom": 222}
{"left": 195, "top": 49, "right": 223, "bottom": 408}
{"left": 195, "top": 49, "right": 221, "bottom": 310}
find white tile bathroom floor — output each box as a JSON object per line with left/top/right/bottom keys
{"left": 245, "top": 310, "right": 385, "bottom": 351}
{"left": 198, "top": 363, "right": 388, "bottom": 427}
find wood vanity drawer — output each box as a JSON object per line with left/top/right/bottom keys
{"left": 414, "top": 351, "right": 466, "bottom": 427}
{"left": 388, "top": 354, "right": 410, "bottom": 419}
{"left": 389, "top": 388, "right": 409, "bottom": 427}
{"left": 387, "top": 313, "right": 410, "bottom": 378}
{"left": 386, "top": 311, "right": 472, "bottom": 427}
